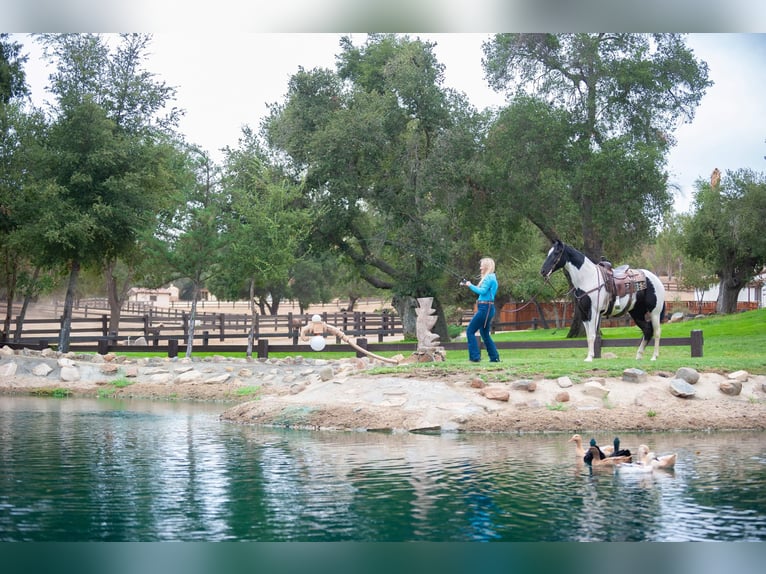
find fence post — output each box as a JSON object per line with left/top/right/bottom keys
{"left": 202, "top": 330, "right": 209, "bottom": 347}
{"left": 97, "top": 337, "right": 109, "bottom": 356}
{"left": 219, "top": 313, "right": 225, "bottom": 341}
{"left": 257, "top": 338, "right": 269, "bottom": 359}
{"left": 690, "top": 329, "right": 704, "bottom": 357}
{"left": 168, "top": 338, "right": 178, "bottom": 358}
{"left": 355, "top": 337, "right": 368, "bottom": 359}
{"left": 379, "top": 312, "right": 387, "bottom": 342}
{"left": 101, "top": 315, "right": 108, "bottom": 337}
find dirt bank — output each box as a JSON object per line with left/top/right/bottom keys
{"left": 2, "top": 347, "right": 764, "bottom": 434}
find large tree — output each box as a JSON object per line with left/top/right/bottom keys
{"left": 683, "top": 168, "right": 766, "bottom": 314}
{"left": 482, "top": 34, "right": 710, "bottom": 258}
{"left": 146, "top": 147, "right": 224, "bottom": 358}
{"left": 264, "top": 34, "right": 489, "bottom": 339}
{"left": 481, "top": 33, "right": 710, "bottom": 334}
{"left": 34, "top": 34, "right": 181, "bottom": 347}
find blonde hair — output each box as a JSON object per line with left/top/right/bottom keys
{"left": 480, "top": 257, "right": 495, "bottom": 276}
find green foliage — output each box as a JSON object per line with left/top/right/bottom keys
{"left": 32, "top": 387, "right": 72, "bottom": 398}
{"left": 683, "top": 169, "right": 766, "bottom": 313}
{"left": 235, "top": 386, "right": 261, "bottom": 398}
{"left": 481, "top": 34, "right": 710, "bottom": 260}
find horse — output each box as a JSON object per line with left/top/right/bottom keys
{"left": 540, "top": 240, "right": 666, "bottom": 362}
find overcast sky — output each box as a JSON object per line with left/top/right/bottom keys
{"left": 14, "top": 32, "right": 766, "bottom": 214}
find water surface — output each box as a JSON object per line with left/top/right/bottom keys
{"left": 1, "top": 396, "right": 764, "bottom": 541}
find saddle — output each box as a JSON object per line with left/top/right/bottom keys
{"left": 598, "top": 263, "right": 647, "bottom": 316}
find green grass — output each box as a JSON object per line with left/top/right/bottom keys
{"left": 107, "top": 308, "right": 766, "bottom": 380}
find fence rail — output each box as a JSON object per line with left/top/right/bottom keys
{"left": 2, "top": 330, "right": 703, "bottom": 361}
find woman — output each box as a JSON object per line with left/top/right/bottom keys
{"left": 461, "top": 257, "right": 500, "bottom": 363}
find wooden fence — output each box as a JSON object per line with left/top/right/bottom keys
{"left": 2, "top": 309, "right": 402, "bottom": 348}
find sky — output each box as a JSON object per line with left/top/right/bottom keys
{"left": 13, "top": 32, "right": 766, "bottom": 215}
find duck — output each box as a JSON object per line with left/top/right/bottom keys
{"left": 569, "top": 434, "right": 633, "bottom": 464}
{"left": 585, "top": 444, "right": 632, "bottom": 466}
{"left": 568, "top": 434, "right": 586, "bottom": 458}
{"left": 637, "top": 444, "right": 677, "bottom": 470}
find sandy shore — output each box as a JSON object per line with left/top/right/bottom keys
{"left": 2, "top": 347, "right": 765, "bottom": 434}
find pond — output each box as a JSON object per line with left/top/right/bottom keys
{"left": 1, "top": 396, "right": 765, "bottom": 542}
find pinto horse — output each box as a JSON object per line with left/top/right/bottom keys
{"left": 540, "top": 240, "right": 666, "bottom": 362}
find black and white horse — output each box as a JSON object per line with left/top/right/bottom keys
{"left": 540, "top": 240, "right": 666, "bottom": 362}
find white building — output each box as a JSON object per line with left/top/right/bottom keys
{"left": 128, "top": 286, "right": 179, "bottom": 306}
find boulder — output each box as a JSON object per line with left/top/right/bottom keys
{"left": 622, "top": 368, "right": 647, "bottom": 383}
{"left": 481, "top": 387, "right": 510, "bottom": 401}
{"left": 583, "top": 381, "right": 610, "bottom": 398}
{"left": 556, "top": 376, "right": 573, "bottom": 388}
{"left": 669, "top": 378, "right": 696, "bottom": 398}
{"left": 675, "top": 367, "right": 700, "bottom": 385}
{"left": 719, "top": 381, "right": 742, "bottom": 396}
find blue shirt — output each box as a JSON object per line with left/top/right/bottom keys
{"left": 469, "top": 273, "right": 497, "bottom": 302}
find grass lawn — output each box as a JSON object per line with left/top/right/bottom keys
{"left": 110, "top": 308, "right": 766, "bottom": 379}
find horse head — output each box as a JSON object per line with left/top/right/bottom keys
{"left": 540, "top": 240, "right": 566, "bottom": 279}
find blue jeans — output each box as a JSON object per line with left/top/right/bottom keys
{"left": 466, "top": 303, "right": 499, "bottom": 362}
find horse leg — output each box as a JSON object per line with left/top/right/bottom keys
{"left": 630, "top": 310, "right": 653, "bottom": 360}
{"left": 650, "top": 309, "right": 662, "bottom": 361}
{"left": 584, "top": 318, "right": 597, "bottom": 362}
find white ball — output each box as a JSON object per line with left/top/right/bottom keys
{"left": 309, "top": 335, "right": 326, "bottom": 351}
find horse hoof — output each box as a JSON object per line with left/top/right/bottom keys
{"left": 584, "top": 357, "right": 593, "bottom": 362}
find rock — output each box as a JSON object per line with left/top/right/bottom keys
{"left": 0, "top": 362, "right": 18, "bottom": 376}
{"left": 318, "top": 366, "right": 334, "bottom": 381}
{"left": 58, "top": 357, "right": 76, "bottom": 368}
{"left": 32, "top": 363, "right": 53, "bottom": 377}
{"left": 149, "top": 373, "right": 173, "bottom": 384}
{"left": 469, "top": 377, "right": 485, "bottom": 388}
{"left": 728, "top": 370, "right": 749, "bottom": 382}
{"left": 204, "top": 373, "right": 230, "bottom": 384}
{"left": 674, "top": 367, "right": 700, "bottom": 384}
{"left": 556, "top": 376, "right": 573, "bottom": 388}
{"left": 0, "top": 345, "right": 15, "bottom": 357}
{"left": 622, "top": 368, "right": 647, "bottom": 383}
{"left": 175, "top": 370, "right": 203, "bottom": 384}
{"left": 555, "top": 391, "right": 570, "bottom": 403}
{"left": 100, "top": 363, "right": 120, "bottom": 375}
{"left": 669, "top": 312, "right": 685, "bottom": 323}
{"left": 60, "top": 366, "right": 80, "bottom": 382}
{"left": 481, "top": 387, "right": 510, "bottom": 401}
{"left": 238, "top": 368, "right": 254, "bottom": 378}
{"left": 512, "top": 379, "right": 536, "bottom": 392}
{"left": 719, "top": 381, "right": 742, "bottom": 396}
{"left": 124, "top": 366, "right": 139, "bottom": 378}
{"left": 583, "top": 381, "right": 609, "bottom": 398}
{"left": 669, "top": 378, "right": 696, "bottom": 398}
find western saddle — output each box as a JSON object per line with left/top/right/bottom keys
{"left": 598, "top": 262, "right": 647, "bottom": 317}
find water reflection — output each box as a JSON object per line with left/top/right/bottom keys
{"left": 1, "top": 397, "right": 764, "bottom": 541}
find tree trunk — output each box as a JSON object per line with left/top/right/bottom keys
{"left": 2, "top": 247, "right": 17, "bottom": 339}
{"left": 716, "top": 275, "right": 744, "bottom": 314}
{"left": 186, "top": 282, "right": 199, "bottom": 358}
{"left": 533, "top": 299, "right": 550, "bottom": 330}
{"left": 105, "top": 259, "right": 132, "bottom": 336}
{"left": 13, "top": 267, "right": 40, "bottom": 342}
{"left": 246, "top": 277, "right": 255, "bottom": 358}
{"left": 58, "top": 260, "right": 81, "bottom": 353}
{"left": 566, "top": 307, "right": 586, "bottom": 338}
